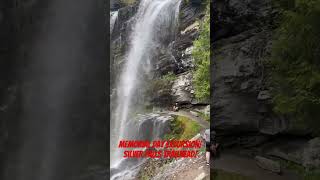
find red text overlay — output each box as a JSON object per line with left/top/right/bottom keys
{"left": 118, "top": 140, "right": 203, "bottom": 158}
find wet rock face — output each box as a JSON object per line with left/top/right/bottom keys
{"left": 112, "top": 4, "right": 138, "bottom": 39}
{"left": 125, "top": 114, "right": 173, "bottom": 141}
{"left": 212, "top": 29, "right": 273, "bottom": 133}
{"left": 149, "top": 0, "right": 205, "bottom": 76}
{"left": 111, "top": 0, "right": 141, "bottom": 11}
{"left": 153, "top": 47, "right": 179, "bottom": 76}
{"left": 170, "top": 1, "right": 205, "bottom": 74}
{"left": 213, "top": 0, "right": 276, "bottom": 41}
{"left": 212, "top": 0, "right": 317, "bottom": 138}
{"left": 110, "top": 3, "right": 139, "bottom": 88}
{"left": 211, "top": 0, "right": 288, "bottom": 136}
{"left": 110, "top": 0, "right": 120, "bottom": 10}
{"left": 111, "top": 0, "right": 206, "bottom": 107}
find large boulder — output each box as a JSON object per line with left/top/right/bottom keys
{"left": 265, "top": 139, "right": 307, "bottom": 165}
{"left": 126, "top": 113, "right": 172, "bottom": 140}
{"left": 255, "top": 156, "right": 281, "bottom": 173}
{"left": 171, "top": 72, "right": 195, "bottom": 104}
{"left": 303, "top": 137, "right": 320, "bottom": 169}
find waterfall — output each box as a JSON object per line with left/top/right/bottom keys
{"left": 110, "top": 0, "right": 182, "bottom": 170}
{"left": 110, "top": 11, "right": 118, "bottom": 33}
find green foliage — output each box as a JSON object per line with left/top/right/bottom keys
{"left": 164, "top": 115, "right": 201, "bottom": 140}
{"left": 199, "top": 146, "right": 206, "bottom": 153}
{"left": 149, "top": 72, "right": 176, "bottom": 91}
{"left": 161, "top": 72, "right": 176, "bottom": 82}
{"left": 197, "top": 111, "right": 210, "bottom": 122}
{"left": 270, "top": 0, "right": 320, "bottom": 135}
{"left": 192, "top": 3, "right": 210, "bottom": 100}
{"left": 119, "top": 0, "right": 136, "bottom": 5}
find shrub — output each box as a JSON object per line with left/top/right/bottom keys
{"left": 164, "top": 115, "right": 201, "bottom": 140}
{"left": 192, "top": 3, "right": 210, "bottom": 100}
{"left": 271, "top": 0, "right": 320, "bottom": 135}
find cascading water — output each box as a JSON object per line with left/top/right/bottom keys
{"left": 110, "top": 0, "right": 182, "bottom": 175}
{"left": 110, "top": 11, "right": 118, "bottom": 32}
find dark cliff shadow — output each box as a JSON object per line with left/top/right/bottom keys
{"left": 1, "top": 0, "right": 109, "bottom": 180}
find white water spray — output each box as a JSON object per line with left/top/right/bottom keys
{"left": 110, "top": 11, "right": 118, "bottom": 33}
{"left": 110, "top": 0, "right": 182, "bottom": 168}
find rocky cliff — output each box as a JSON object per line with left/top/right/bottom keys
{"left": 212, "top": 0, "right": 320, "bottom": 171}
{"left": 111, "top": 0, "right": 209, "bottom": 108}
{"left": 110, "top": 1, "right": 209, "bottom": 178}
{"left": 212, "top": 0, "right": 319, "bottom": 136}
{"left": 212, "top": 0, "right": 279, "bottom": 135}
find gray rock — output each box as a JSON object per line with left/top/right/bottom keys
{"left": 111, "top": 4, "right": 139, "bottom": 41}
{"left": 212, "top": 27, "right": 276, "bottom": 133}
{"left": 153, "top": 48, "right": 178, "bottom": 76}
{"left": 127, "top": 114, "right": 172, "bottom": 141}
{"left": 194, "top": 172, "right": 209, "bottom": 180}
{"left": 190, "top": 111, "right": 199, "bottom": 117}
{"left": 111, "top": 0, "right": 139, "bottom": 11}
{"left": 240, "top": 81, "right": 249, "bottom": 90}
{"left": 303, "top": 137, "right": 320, "bottom": 169}
{"left": 178, "top": 46, "right": 195, "bottom": 70}
{"left": 259, "top": 117, "right": 288, "bottom": 135}
{"left": 257, "top": 90, "right": 271, "bottom": 100}
{"left": 179, "top": 0, "right": 204, "bottom": 31}
{"left": 213, "top": 0, "right": 275, "bottom": 41}
{"left": 204, "top": 105, "right": 210, "bottom": 116}
{"left": 238, "top": 135, "right": 270, "bottom": 147}
{"left": 189, "top": 0, "right": 203, "bottom": 5}
{"left": 171, "top": 72, "right": 194, "bottom": 104}
{"left": 255, "top": 156, "right": 281, "bottom": 173}
{"left": 266, "top": 139, "right": 307, "bottom": 165}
